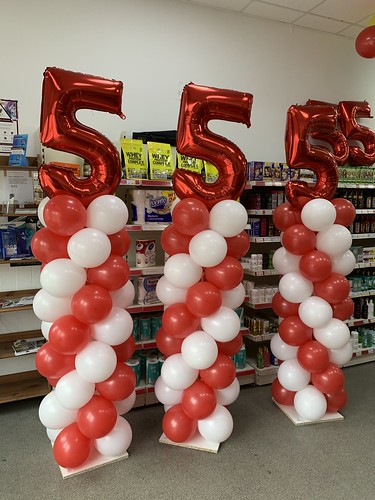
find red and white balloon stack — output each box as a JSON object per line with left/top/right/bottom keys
{"left": 271, "top": 197, "right": 356, "bottom": 420}
{"left": 154, "top": 197, "right": 250, "bottom": 444}
{"left": 32, "top": 193, "right": 136, "bottom": 469}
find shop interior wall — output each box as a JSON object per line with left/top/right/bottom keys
{"left": 2, "top": 0, "right": 375, "bottom": 162}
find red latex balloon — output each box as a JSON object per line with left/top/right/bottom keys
{"left": 47, "top": 376, "right": 60, "bottom": 387}
{"left": 271, "top": 378, "right": 296, "bottom": 406}
{"left": 314, "top": 272, "right": 350, "bottom": 305}
{"left": 35, "top": 343, "right": 75, "bottom": 379}
{"left": 174, "top": 83, "right": 252, "bottom": 209}
{"left": 225, "top": 231, "right": 250, "bottom": 259}
{"left": 285, "top": 104, "right": 338, "bottom": 209}
{"left": 31, "top": 228, "right": 70, "bottom": 264}
{"left": 204, "top": 256, "right": 243, "bottom": 291}
{"left": 181, "top": 380, "right": 217, "bottom": 420}
{"left": 311, "top": 363, "right": 345, "bottom": 394}
{"left": 299, "top": 250, "right": 332, "bottom": 282}
{"left": 162, "top": 404, "right": 197, "bottom": 443}
{"left": 332, "top": 297, "right": 355, "bottom": 321}
{"left": 273, "top": 202, "right": 302, "bottom": 232}
{"left": 199, "top": 353, "right": 236, "bottom": 389}
{"left": 216, "top": 332, "right": 243, "bottom": 357}
{"left": 39, "top": 67, "right": 124, "bottom": 205}
{"left": 49, "top": 315, "right": 91, "bottom": 355}
{"left": 43, "top": 195, "right": 87, "bottom": 236}
{"left": 282, "top": 224, "right": 316, "bottom": 256}
{"left": 53, "top": 423, "right": 92, "bottom": 469}
{"left": 297, "top": 341, "right": 330, "bottom": 373}
{"left": 355, "top": 26, "right": 375, "bottom": 59}
{"left": 331, "top": 198, "right": 356, "bottom": 227}
{"left": 272, "top": 292, "right": 300, "bottom": 317}
{"left": 171, "top": 198, "right": 209, "bottom": 236}
{"left": 77, "top": 395, "right": 117, "bottom": 439}
{"left": 325, "top": 387, "right": 348, "bottom": 412}
{"left": 338, "top": 100, "right": 375, "bottom": 166}
{"left": 160, "top": 224, "right": 192, "bottom": 255}
{"left": 87, "top": 254, "right": 130, "bottom": 291}
{"left": 278, "top": 316, "right": 313, "bottom": 346}
{"left": 162, "top": 303, "right": 200, "bottom": 339}
{"left": 71, "top": 284, "right": 112, "bottom": 324}
{"left": 108, "top": 229, "right": 131, "bottom": 256}
{"left": 185, "top": 281, "right": 222, "bottom": 318}
{"left": 156, "top": 327, "right": 184, "bottom": 356}
{"left": 96, "top": 362, "right": 136, "bottom": 401}
{"left": 112, "top": 336, "right": 136, "bottom": 362}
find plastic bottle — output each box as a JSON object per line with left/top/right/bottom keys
{"left": 362, "top": 299, "right": 369, "bottom": 320}
{"left": 131, "top": 190, "right": 146, "bottom": 223}
{"left": 368, "top": 299, "right": 374, "bottom": 318}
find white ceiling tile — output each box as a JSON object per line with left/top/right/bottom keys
{"left": 243, "top": 1, "right": 302, "bottom": 22}
{"left": 338, "top": 24, "right": 367, "bottom": 38}
{"left": 312, "top": 0, "right": 375, "bottom": 23}
{"left": 294, "top": 13, "right": 350, "bottom": 33}
{"left": 184, "top": 0, "right": 251, "bottom": 11}
{"left": 256, "top": 0, "right": 322, "bottom": 11}
{"left": 357, "top": 15, "right": 375, "bottom": 27}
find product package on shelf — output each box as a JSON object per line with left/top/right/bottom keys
{"left": 0, "top": 218, "right": 36, "bottom": 259}
{"left": 136, "top": 275, "right": 163, "bottom": 305}
{"left": 176, "top": 153, "right": 203, "bottom": 174}
{"left": 147, "top": 142, "right": 174, "bottom": 180}
{"left": 120, "top": 138, "right": 148, "bottom": 180}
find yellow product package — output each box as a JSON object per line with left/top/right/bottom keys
{"left": 203, "top": 161, "right": 219, "bottom": 183}
{"left": 147, "top": 142, "right": 174, "bottom": 180}
{"left": 120, "top": 138, "right": 148, "bottom": 179}
{"left": 176, "top": 153, "right": 203, "bottom": 174}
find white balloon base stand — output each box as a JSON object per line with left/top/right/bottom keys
{"left": 273, "top": 400, "right": 344, "bottom": 426}
{"left": 159, "top": 431, "right": 219, "bottom": 453}
{"left": 58, "top": 449, "right": 129, "bottom": 479}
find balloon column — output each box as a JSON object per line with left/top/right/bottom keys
{"left": 271, "top": 104, "right": 355, "bottom": 421}
{"left": 155, "top": 83, "right": 252, "bottom": 445}
{"left": 33, "top": 68, "right": 136, "bottom": 470}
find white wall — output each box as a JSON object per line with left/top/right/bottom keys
{"left": 2, "top": 0, "right": 375, "bottom": 162}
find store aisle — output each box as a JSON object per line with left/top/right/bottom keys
{"left": 1, "top": 363, "right": 374, "bottom": 500}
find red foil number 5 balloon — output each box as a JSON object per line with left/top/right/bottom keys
{"left": 39, "top": 67, "right": 124, "bottom": 206}
{"left": 174, "top": 83, "right": 253, "bottom": 209}
{"left": 285, "top": 104, "right": 339, "bottom": 210}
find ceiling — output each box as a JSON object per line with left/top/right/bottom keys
{"left": 178, "top": 0, "right": 375, "bottom": 38}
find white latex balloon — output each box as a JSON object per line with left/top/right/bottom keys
{"left": 215, "top": 378, "right": 240, "bottom": 406}
{"left": 277, "top": 358, "right": 310, "bottom": 392}
{"left": 33, "top": 289, "right": 72, "bottom": 322}
{"left": 110, "top": 281, "right": 135, "bottom": 309}
{"left": 75, "top": 341, "right": 117, "bottom": 383}
{"left": 189, "top": 230, "right": 227, "bottom": 268}
{"left": 201, "top": 306, "right": 241, "bottom": 342}
{"left": 41, "top": 321, "right": 52, "bottom": 340}
{"left": 161, "top": 353, "right": 198, "bottom": 390}
{"left": 181, "top": 330, "right": 218, "bottom": 370}
{"left": 40, "top": 258, "right": 86, "bottom": 298}
{"left": 55, "top": 370, "right": 95, "bottom": 410}
{"left": 198, "top": 404, "right": 234, "bottom": 443}
{"left": 278, "top": 272, "right": 314, "bottom": 303}
{"left": 39, "top": 391, "right": 77, "bottom": 430}
{"left": 156, "top": 276, "right": 188, "bottom": 305}
{"left": 270, "top": 334, "right": 299, "bottom": 361}
{"left": 86, "top": 195, "right": 129, "bottom": 235}
{"left": 294, "top": 385, "right": 327, "bottom": 421}
{"left": 38, "top": 196, "right": 50, "bottom": 227}
{"left": 154, "top": 377, "right": 183, "bottom": 405}
{"left": 113, "top": 390, "right": 136, "bottom": 415}
{"left": 298, "top": 296, "right": 333, "bottom": 328}
{"left": 316, "top": 224, "right": 352, "bottom": 257}
{"left": 221, "top": 283, "right": 246, "bottom": 309}
{"left": 301, "top": 198, "right": 336, "bottom": 232}
{"left": 68, "top": 228, "right": 111, "bottom": 268}
{"left": 313, "top": 318, "right": 350, "bottom": 349}
{"left": 328, "top": 342, "right": 353, "bottom": 366}
{"left": 91, "top": 307, "right": 133, "bottom": 345}
{"left": 209, "top": 200, "right": 248, "bottom": 237}
{"left": 46, "top": 427, "right": 63, "bottom": 444}
{"left": 272, "top": 247, "right": 301, "bottom": 275}
{"left": 332, "top": 250, "right": 356, "bottom": 276}
{"left": 164, "top": 253, "right": 203, "bottom": 289}
{"left": 94, "top": 416, "right": 132, "bottom": 456}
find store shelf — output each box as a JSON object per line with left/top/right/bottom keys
{"left": 127, "top": 303, "right": 164, "bottom": 314}
{"left": 244, "top": 332, "right": 277, "bottom": 342}
{"left": 236, "top": 363, "right": 256, "bottom": 385}
{"left": 248, "top": 236, "right": 281, "bottom": 243}
{"left": 354, "top": 262, "right": 375, "bottom": 269}
{"left": 0, "top": 289, "right": 37, "bottom": 313}
{"left": 126, "top": 223, "right": 170, "bottom": 232}
{"left": 356, "top": 209, "right": 375, "bottom": 214}
{"left": 244, "top": 269, "right": 279, "bottom": 276}
{"left": 0, "top": 370, "right": 50, "bottom": 404}
{"left": 0, "top": 258, "right": 40, "bottom": 266}
{"left": 0, "top": 330, "right": 43, "bottom": 359}
{"left": 134, "top": 339, "right": 158, "bottom": 351}
{"left": 351, "top": 233, "right": 375, "bottom": 240}
{"left": 345, "top": 317, "right": 375, "bottom": 327}
{"left": 248, "top": 359, "right": 279, "bottom": 385}
{"left": 120, "top": 179, "right": 172, "bottom": 187}
{"left": 129, "top": 266, "right": 164, "bottom": 277}
{"left": 245, "top": 301, "right": 273, "bottom": 310}
{"left": 246, "top": 181, "right": 287, "bottom": 188}
{"left": 350, "top": 290, "right": 375, "bottom": 299}
{"left": 343, "top": 346, "right": 375, "bottom": 367}
{"left": 338, "top": 183, "right": 375, "bottom": 189}
{"left": 247, "top": 209, "right": 274, "bottom": 215}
